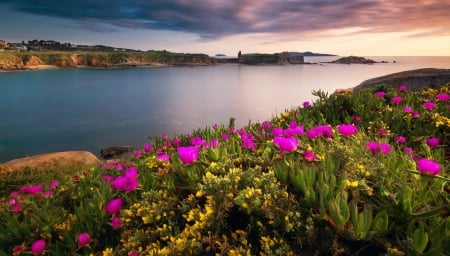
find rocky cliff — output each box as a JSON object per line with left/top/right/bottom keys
{"left": 0, "top": 51, "right": 215, "bottom": 71}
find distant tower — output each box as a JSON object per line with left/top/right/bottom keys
{"left": 238, "top": 50, "right": 241, "bottom": 59}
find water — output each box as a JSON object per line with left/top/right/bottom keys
{"left": 1, "top": 56, "right": 449, "bottom": 162}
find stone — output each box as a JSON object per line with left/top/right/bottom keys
{"left": 3, "top": 151, "right": 101, "bottom": 171}
{"left": 353, "top": 68, "right": 450, "bottom": 92}
{"left": 100, "top": 146, "right": 134, "bottom": 159}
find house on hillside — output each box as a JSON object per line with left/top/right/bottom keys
{"left": 0, "top": 40, "right": 8, "bottom": 49}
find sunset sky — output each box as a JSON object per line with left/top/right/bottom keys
{"left": 1, "top": 0, "right": 449, "bottom": 56}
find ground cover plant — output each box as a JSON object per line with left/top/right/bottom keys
{"left": 0, "top": 84, "right": 449, "bottom": 255}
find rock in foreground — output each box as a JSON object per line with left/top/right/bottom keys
{"left": 353, "top": 68, "right": 450, "bottom": 92}
{"left": 3, "top": 151, "right": 101, "bottom": 171}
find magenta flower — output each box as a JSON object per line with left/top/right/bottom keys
{"left": 426, "top": 137, "right": 440, "bottom": 148}
{"left": 177, "top": 146, "right": 199, "bottom": 164}
{"left": 221, "top": 133, "right": 230, "bottom": 141}
{"left": 111, "top": 217, "right": 122, "bottom": 229}
{"left": 143, "top": 144, "right": 153, "bottom": 152}
{"left": 19, "top": 184, "right": 43, "bottom": 195}
{"left": 50, "top": 180, "right": 59, "bottom": 190}
{"left": 392, "top": 96, "right": 403, "bottom": 104}
{"left": 161, "top": 133, "right": 168, "bottom": 140}
{"left": 403, "top": 106, "right": 412, "bottom": 113}
{"left": 105, "top": 198, "right": 123, "bottom": 215}
{"left": 240, "top": 132, "right": 255, "bottom": 150}
{"left": 399, "top": 85, "right": 407, "bottom": 92}
{"left": 77, "top": 232, "right": 91, "bottom": 247}
{"left": 173, "top": 138, "right": 182, "bottom": 147}
{"left": 31, "top": 239, "right": 46, "bottom": 254}
{"left": 273, "top": 127, "right": 283, "bottom": 137}
{"left": 302, "top": 150, "right": 317, "bottom": 161}
{"left": 417, "top": 159, "right": 441, "bottom": 175}
{"left": 157, "top": 153, "right": 170, "bottom": 162}
{"left": 273, "top": 136, "right": 299, "bottom": 153}
{"left": 375, "top": 91, "right": 385, "bottom": 98}
{"left": 411, "top": 111, "right": 420, "bottom": 118}
{"left": 366, "top": 141, "right": 380, "bottom": 154}
{"left": 380, "top": 143, "right": 391, "bottom": 155}
{"left": 11, "top": 202, "right": 22, "bottom": 212}
{"left": 436, "top": 93, "right": 450, "bottom": 102}
{"left": 134, "top": 150, "right": 142, "bottom": 158}
{"left": 423, "top": 101, "right": 436, "bottom": 110}
{"left": 111, "top": 167, "right": 138, "bottom": 192}
{"left": 395, "top": 136, "right": 407, "bottom": 144}
{"left": 337, "top": 124, "right": 358, "bottom": 136}
{"left": 378, "top": 128, "right": 388, "bottom": 136}
{"left": 205, "top": 139, "right": 219, "bottom": 148}
{"left": 190, "top": 136, "right": 206, "bottom": 147}
{"left": 351, "top": 115, "right": 361, "bottom": 123}
{"left": 303, "top": 101, "right": 311, "bottom": 107}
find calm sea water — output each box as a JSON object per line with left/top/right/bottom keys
{"left": 1, "top": 56, "right": 449, "bottom": 162}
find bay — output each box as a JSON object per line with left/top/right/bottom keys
{"left": 1, "top": 56, "right": 449, "bottom": 162}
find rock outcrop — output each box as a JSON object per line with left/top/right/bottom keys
{"left": 100, "top": 146, "right": 135, "bottom": 159}
{"left": 330, "top": 56, "right": 380, "bottom": 64}
{"left": 3, "top": 151, "right": 101, "bottom": 171}
{"left": 353, "top": 68, "right": 450, "bottom": 92}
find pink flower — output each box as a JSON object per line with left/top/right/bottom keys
{"left": 426, "top": 137, "right": 440, "bottom": 148}
{"left": 392, "top": 96, "right": 403, "bottom": 104}
{"left": 375, "top": 91, "right": 385, "bottom": 98}
{"left": 423, "top": 101, "right": 436, "bottom": 110}
{"left": 77, "top": 232, "right": 91, "bottom": 247}
{"left": 11, "top": 203, "right": 22, "bottom": 212}
{"left": 134, "top": 150, "right": 142, "bottom": 158}
{"left": 19, "top": 184, "right": 43, "bottom": 194}
{"left": 31, "top": 239, "right": 46, "bottom": 254}
{"left": 395, "top": 136, "right": 406, "bottom": 144}
{"left": 379, "top": 143, "right": 391, "bottom": 155}
{"left": 177, "top": 146, "right": 199, "bottom": 164}
{"left": 106, "top": 198, "right": 123, "bottom": 215}
{"left": 302, "top": 101, "right": 311, "bottom": 107}
{"left": 403, "top": 106, "right": 412, "bottom": 113}
{"left": 273, "top": 127, "right": 283, "bottom": 137}
{"left": 50, "top": 180, "right": 59, "bottom": 190}
{"left": 302, "top": 150, "right": 317, "bottom": 161}
{"left": 378, "top": 128, "right": 388, "bottom": 136}
{"left": 221, "top": 133, "right": 230, "bottom": 140}
{"left": 417, "top": 159, "right": 441, "bottom": 175}
{"left": 399, "top": 85, "right": 407, "bottom": 92}
{"left": 411, "top": 111, "right": 420, "bottom": 118}
{"left": 111, "top": 217, "right": 122, "bottom": 229}
{"left": 366, "top": 142, "right": 391, "bottom": 155}
{"left": 143, "top": 144, "right": 153, "bottom": 152}
{"left": 273, "top": 136, "right": 299, "bottom": 153}
{"left": 436, "top": 93, "right": 450, "bottom": 102}
{"left": 337, "top": 124, "right": 358, "bottom": 136}
{"left": 240, "top": 132, "right": 255, "bottom": 150}
{"left": 157, "top": 153, "right": 170, "bottom": 162}
{"left": 351, "top": 115, "right": 361, "bottom": 123}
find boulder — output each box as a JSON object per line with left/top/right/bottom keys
{"left": 3, "top": 151, "right": 101, "bottom": 171}
{"left": 100, "top": 146, "right": 134, "bottom": 159}
{"left": 353, "top": 68, "right": 450, "bottom": 92}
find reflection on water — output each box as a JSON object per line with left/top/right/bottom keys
{"left": 1, "top": 56, "right": 449, "bottom": 161}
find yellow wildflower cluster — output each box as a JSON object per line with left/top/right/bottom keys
{"left": 432, "top": 112, "right": 450, "bottom": 128}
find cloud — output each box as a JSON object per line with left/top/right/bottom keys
{"left": 3, "top": 0, "right": 450, "bottom": 38}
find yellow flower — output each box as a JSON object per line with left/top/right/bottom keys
{"left": 102, "top": 248, "right": 113, "bottom": 256}
{"left": 142, "top": 216, "right": 151, "bottom": 224}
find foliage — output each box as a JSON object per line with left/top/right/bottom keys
{"left": 1, "top": 84, "right": 449, "bottom": 255}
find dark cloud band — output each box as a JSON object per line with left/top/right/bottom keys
{"left": 3, "top": 0, "right": 449, "bottom": 37}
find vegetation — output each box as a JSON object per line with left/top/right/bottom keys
{"left": 0, "top": 84, "right": 449, "bottom": 255}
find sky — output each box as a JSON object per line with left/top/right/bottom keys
{"left": 0, "top": 0, "right": 449, "bottom": 56}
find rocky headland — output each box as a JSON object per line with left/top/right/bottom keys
{"left": 0, "top": 51, "right": 215, "bottom": 71}
{"left": 328, "top": 56, "right": 387, "bottom": 64}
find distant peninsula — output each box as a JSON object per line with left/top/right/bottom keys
{"left": 0, "top": 39, "right": 338, "bottom": 71}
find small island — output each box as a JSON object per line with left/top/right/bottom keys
{"left": 328, "top": 55, "right": 388, "bottom": 64}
